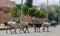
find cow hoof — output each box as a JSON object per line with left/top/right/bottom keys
{"left": 24, "top": 31, "right": 26, "bottom": 33}
{"left": 19, "top": 31, "right": 21, "bottom": 33}
{"left": 6, "top": 32, "right": 8, "bottom": 34}
{"left": 47, "top": 31, "right": 49, "bottom": 32}
{"left": 27, "top": 32, "right": 29, "bottom": 33}
{"left": 15, "top": 32, "right": 17, "bottom": 34}
{"left": 34, "top": 31, "right": 36, "bottom": 32}
{"left": 11, "top": 32, "right": 12, "bottom": 34}
{"left": 39, "top": 31, "right": 40, "bottom": 32}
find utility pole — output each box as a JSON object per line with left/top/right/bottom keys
{"left": 20, "top": 0, "right": 23, "bottom": 22}
{"left": 58, "top": 0, "right": 60, "bottom": 24}
{"left": 46, "top": 0, "right": 48, "bottom": 22}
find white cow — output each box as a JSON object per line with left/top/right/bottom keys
{"left": 6, "top": 21, "right": 19, "bottom": 34}
{"left": 42, "top": 22, "right": 51, "bottom": 32}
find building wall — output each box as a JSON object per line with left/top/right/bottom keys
{"left": 0, "top": 0, "right": 16, "bottom": 18}
{"left": 0, "top": 0, "right": 15, "bottom": 8}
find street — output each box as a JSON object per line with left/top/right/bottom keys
{"left": 0, "top": 25, "right": 60, "bottom": 36}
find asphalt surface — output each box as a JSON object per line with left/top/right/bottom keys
{"left": 0, "top": 25, "right": 60, "bottom": 36}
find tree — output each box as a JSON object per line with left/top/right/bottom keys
{"left": 28, "top": 7, "right": 45, "bottom": 18}
{"left": 9, "top": 4, "right": 21, "bottom": 17}
{"left": 28, "top": 7, "right": 37, "bottom": 16}
{"left": 43, "top": 5, "right": 59, "bottom": 21}
{"left": 9, "top": 4, "right": 45, "bottom": 19}
{"left": 22, "top": 5, "right": 29, "bottom": 15}
{"left": 25, "top": 0, "right": 33, "bottom": 8}
{"left": 9, "top": 4, "right": 29, "bottom": 17}
{"left": 35, "top": 10, "right": 45, "bottom": 18}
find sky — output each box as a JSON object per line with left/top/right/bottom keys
{"left": 10, "top": 0, "right": 59, "bottom": 5}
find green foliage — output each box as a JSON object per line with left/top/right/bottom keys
{"left": 46, "top": 5, "right": 59, "bottom": 21}
{"left": 22, "top": 5, "right": 29, "bottom": 15}
{"left": 28, "top": 7, "right": 37, "bottom": 16}
{"left": 35, "top": 10, "right": 45, "bottom": 18}
{"left": 25, "top": 0, "right": 33, "bottom": 7}
{"left": 9, "top": 4, "right": 45, "bottom": 18}
{"left": 28, "top": 7, "right": 45, "bottom": 18}
{"left": 9, "top": 4, "right": 21, "bottom": 17}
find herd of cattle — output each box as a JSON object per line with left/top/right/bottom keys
{"left": 3, "top": 20, "right": 57, "bottom": 34}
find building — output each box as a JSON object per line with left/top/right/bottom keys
{"left": 0, "top": 0, "right": 16, "bottom": 18}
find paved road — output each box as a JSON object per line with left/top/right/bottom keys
{"left": 0, "top": 25, "right": 60, "bottom": 36}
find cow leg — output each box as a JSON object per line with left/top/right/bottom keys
{"left": 43, "top": 27, "right": 45, "bottom": 32}
{"left": 36, "top": 27, "right": 38, "bottom": 32}
{"left": 6, "top": 26, "right": 9, "bottom": 33}
{"left": 19, "top": 28, "right": 21, "bottom": 33}
{"left": 33, "top": 25, "right": 36, "bottom": 32}
{"left": 39, "top": 27, "right": 40, "bottom": 32}
{"left": 6, "top": 30, "right": 8, "bottom": 33}
{"left": 24, "top": 28, "right": 26, "bottom": 33}
{"left": 6, "top": 29, "right": 8, "bottom": 33}
{"left": 22, "top": 27, "right": 26, "bottom": 33}
{"left": 10, "top": 28, "right": 12, "bottom": 34}
{"left": 24, "top": 26, "right": 29, "bottom": 33}
{"left": 34, "top": 27, "right": 36, "bottom": 32}
{"left": 26, "top": 27, "right": 29, "bottom": 33}
{"left": 14, "top": 28, "right": 17, "bottom": 34}
{"left": 6, "top": 27, "right": 8, "bottom": 33}
{"left": 47, "top": 27, "right": 49, "bottom": 32}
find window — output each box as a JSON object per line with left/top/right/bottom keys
{"left": 0, "top": 8, "right": 2, "bottom": 11}
{"left": 2, "top": 7, "right": 10, "bottom": 12}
